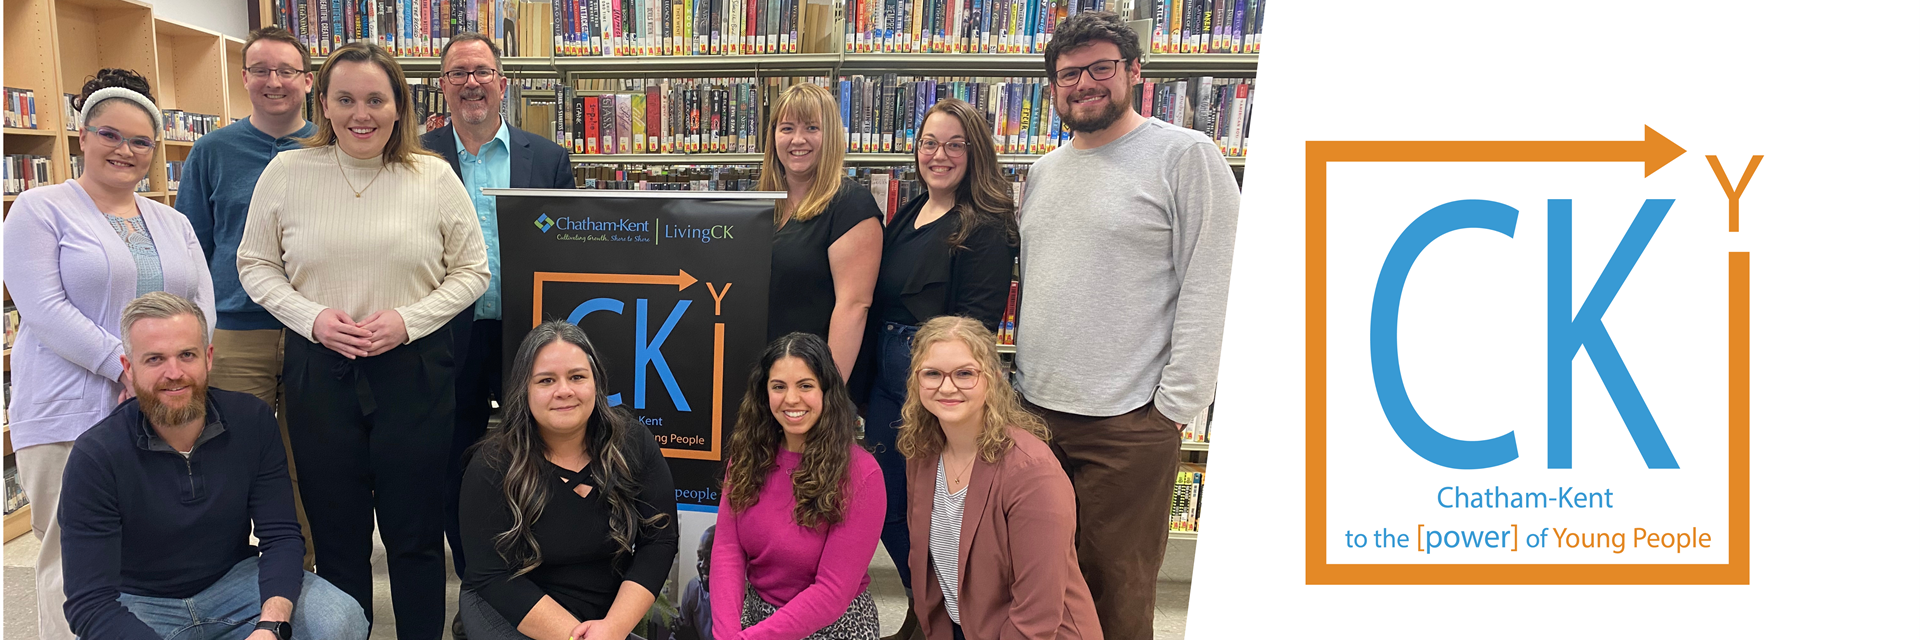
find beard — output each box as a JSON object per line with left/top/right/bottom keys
{"left": 457, "top": 87, "right": 497, "bottom": 127}
{"left": 137, "top": 379, "right": 208, "bottom": 429}
{"left": 1059, "top": 85, "right": 1129, "bottom": 134}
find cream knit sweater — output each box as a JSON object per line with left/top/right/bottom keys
{"left": 237, "top": 145, "right": 490, "bottom": 344}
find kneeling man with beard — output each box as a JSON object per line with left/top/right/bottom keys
{"left": 58, "top": 292, "right": 370, "bottom": 640}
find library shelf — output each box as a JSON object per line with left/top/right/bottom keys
{"left": 1181, "top": 441, "right": 1209, "bottom": 452}
{"left": 568, "top": 153, "right": 1243, "bottom": 167}
{"left": 3, "top": 128, "right": 57, "bottom": 138}
{"left": 1168, "top": 530, "right": 1198, "bottom": 541}
{"left": 839, "top": 52, "right": 1258, "bottom": 76}
{"left": 4, "top": 506, "right": 29, "bottom": 543}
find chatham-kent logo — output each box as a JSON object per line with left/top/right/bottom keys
{"left": 534, "top": 213, "right": 555, "bottom": 233}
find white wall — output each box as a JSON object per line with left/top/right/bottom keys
{"left": 149, "top": 0, "right": 251, "bottom": 39}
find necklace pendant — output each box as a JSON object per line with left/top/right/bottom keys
{"left": 355, "top": 193, "right": 361, "bottom": 198}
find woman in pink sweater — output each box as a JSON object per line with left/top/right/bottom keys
{"left": 711, "top": 332, "right": 885, "bottom": 640}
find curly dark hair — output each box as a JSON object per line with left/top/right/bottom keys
{"left": 1044, "top": 11, "right": 1144, "bottom": 80}
{"left": 917, "top": 98, "right": 1020, "bottom": 251}
{"left": 723, "top": 332, "right": 861, "bottom": 529}
{"left": 71, "top": 69, "right": 157, "bottom": 130}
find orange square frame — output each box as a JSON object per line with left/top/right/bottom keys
{"left": 533, "top": 271, "right": 724, "bottom": 461}
{"left": 1303, "top": 143, "right": 1749, "bottom": 584}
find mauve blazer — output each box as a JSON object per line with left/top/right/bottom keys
{"left": 907, "top": 427, "right": 1101, "bottom": 640}
{"left": 1, "top": 180, "right": 216, "bottom": 449}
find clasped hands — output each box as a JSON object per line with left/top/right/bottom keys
{"left": 312, "top": 309, "right": 408, "bottom": 359}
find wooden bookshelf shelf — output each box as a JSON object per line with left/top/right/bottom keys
{"left": 3, "top": 127, "right": 57, "bottom": 138}
{"left": 225, "top": 37, "right": 250, "bottom": 122}
{"left": 4, "top": 506, "right": 30, "bottom": 543}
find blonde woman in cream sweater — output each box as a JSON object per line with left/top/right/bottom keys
{"left": 236, "top": 42, "right": 489, "bottom": 640}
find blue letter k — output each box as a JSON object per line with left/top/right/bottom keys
{"left": 636, "top": 299, "right": 694, "bottom": 412}
{"left": 1547, "top": 199, "right": 1679, "bottom": 469}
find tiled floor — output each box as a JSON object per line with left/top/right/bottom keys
{"left": 5, "top": 530, "right": 1192, "bottom": 639}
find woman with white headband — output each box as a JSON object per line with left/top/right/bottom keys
{"left": 1, "top": 68, "right": 216, "bottom": 640}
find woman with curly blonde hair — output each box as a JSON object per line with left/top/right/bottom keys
{"left": 711, "top": 332, "right": 884, "bottom": 640}
{"left": 897, "top": 317, "right": 1100, "bottom": 640}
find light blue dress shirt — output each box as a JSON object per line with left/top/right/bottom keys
{"left": 456, "top": 118, "right": 513, "bottom": 321}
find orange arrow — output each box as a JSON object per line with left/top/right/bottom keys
{"left": 1310, "top": 126, "right": 1686, "bottom": 177}
{"left": 532, "top": 269, "right": 699, "bottom": 291}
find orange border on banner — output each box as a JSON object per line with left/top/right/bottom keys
{"left": 533, "top": 270, "right": 722, "bottom": 461}
{"left": 1303, "top": 140, "right": 1749, "bottom": 584}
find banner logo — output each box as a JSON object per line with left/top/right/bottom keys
{"left": 1308, "top": 126, "right": 1755, "bottom": 585}
{"left": 534, "top": 213, "right": 555, "bottom": 233}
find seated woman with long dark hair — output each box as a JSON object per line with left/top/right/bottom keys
{"left": 459, "top": 320, "right": 680, "bottom": 640}
{"left": 711, "top": 332, "right": 885, "bottom": 640}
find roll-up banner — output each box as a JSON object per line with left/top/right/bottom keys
{"left": 491, "top": 189, "right": 778, "bottom": 588}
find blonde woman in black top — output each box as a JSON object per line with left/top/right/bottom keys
{"left": 759, "top": 83, "right": 883, "bottom": 380}
{"left": 858, "top": 98, "right": 1017, "bottom": 640}
{"left": 459, "top": 320, "right": 678, "bottom": 640}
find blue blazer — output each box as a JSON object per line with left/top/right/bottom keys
{"left": 421, "top": 122, "right": 576, "bottom": 189}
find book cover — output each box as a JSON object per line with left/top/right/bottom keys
{"left": 645, "top": 83, "right": 661, "bottom": 152}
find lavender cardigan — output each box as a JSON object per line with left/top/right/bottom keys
{"left": 2, "top": 180, "right": 216, "bottom": 450}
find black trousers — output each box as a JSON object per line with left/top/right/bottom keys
{"left": 284, "top": 327, "right": 457, "bottom": 640}
{"left": 445, "top": 309, "right": 503, "bottom": 579}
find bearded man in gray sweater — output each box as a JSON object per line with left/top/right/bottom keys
{"left": 1013, "top": 12, "right": 1242, "bottom": 640}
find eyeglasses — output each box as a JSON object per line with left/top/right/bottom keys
{"left": 1052, "top": 58, "right": 1128, "bottom": 87}
{"left": 917, "top": 367, "right": 982, "bottom": 391}
{"left": 916, "top": 139, "right": 969, "bottom": 158}
{"left": 243, "top": 66, "right": 308, "bottom": 80}
{"left": 441, "top": 68, "right": 501, "bottom": 85}
{"left": 84, "top": 126, "right": 157, "bottom": 153}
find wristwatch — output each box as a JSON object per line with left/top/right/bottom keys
{"left": 255, "top": 620, "right": 293, "bottom": 640}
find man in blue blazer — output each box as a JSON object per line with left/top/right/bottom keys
{"left": 421, "top": 32, "right": 575, "bottom": 586}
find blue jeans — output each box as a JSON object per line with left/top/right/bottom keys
{"left": 116, "top": 556, "right": 369, "bottom": 640}
{"left": 864, "top": 322, "right": 916, "bottom": 591}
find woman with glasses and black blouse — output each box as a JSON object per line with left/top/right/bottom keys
{"left": 2, "top": 69, "right": 217, "bottom": 640}
{"left": 855, "top": 98, "right": 1016, "bottom": 640}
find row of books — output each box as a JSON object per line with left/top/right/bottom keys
{"left": 165, "top": 161, "right": 187, "bottom": 192}
{"left": 572, "top": 163, "right": 760, "bottom": 190}
{"left": 1139, "top": 76, "right": 1252, "bottom": 157}
{"left": 62, "top": 94, "right": 80, "bottom": 131}
{"left": 1150, "top": 0, "right": 1261, "bottom": 54}
{"left": 3, "top": 155, "right": 52, "bottom": 195}
{"left": 163, "top": 111, "right": 221, "bottom": 142}
{"left": 4, "top": 466, "right": 25, "bottom": 516}
{"left": 1171, "top": 462, "right": 1205, "bottom": 532}
{"left": 271, "top": 0, "right": 812, "bottom": 58}
{"left": 531, "top": 77, "right": 831, "bottom": 155}
{"left": 998, "top": 277, "right": 1018, "bottom": 345}
{"left": 516, "top": 75, "right": 1253, "bottom": 158}
{"left": 4, "top": 88, "right": 41, "bottom": 129}
{"left": 272, "top": 0, "right": 519, "bottom": 57}
{"left": 845, "top": 0, "right": 1104, "bottom": 53}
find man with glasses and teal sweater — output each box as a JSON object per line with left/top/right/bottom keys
{"left": 421, "top": 33, "right": 576, "bottom": 590}
{"left": 175, "top": 25, "right": 320, "bottom": 572}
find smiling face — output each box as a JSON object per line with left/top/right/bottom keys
{"left": 915, "top": 339, "right": 987, "bottom": 430}
{"left": 917, "top": 111, "right": 969, "bottom": 197}
{"left": 768, "top": 356, "right": 825, "bottom": 451}
{"left": 79, "top": 101, "right": 156, "bottom": 192}
{"left": 442, "top": 40, "right": 504, "bottom": 129}
{"left": 124, "top": 314, "right": 211, "bottom": 429}
{"left": 244, "top": 39, "right": 312, "bottom": 119}
{"left": 527, "top": 340, "right": 596, "bottom": 437}
{"left": 321, "top": 60, "right": 399, "bottom": 159}
{"left": 1052, "top": 40, "right": 1138, "bottom": 135}
{"left": 774, "top": 110, "right": 822, "bottom": 180}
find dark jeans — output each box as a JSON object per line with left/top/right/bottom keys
{"left": 447, "top": 311, "right": 504, "bottom": 579}
{"left": 285, "top": 327, "right": 457, "bottom": 640}
{"left": 1025, "top": 400, "right": 1182, "bottom": 640}
{"left": 862, "top": 321, "right": 916, "bottom": 591}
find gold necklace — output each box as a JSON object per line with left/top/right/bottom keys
{"left": 333, "top": 146, "right": 382, "bottom": 197}
{"left": 944, "top": 451, "right": 976, "bottom": 488}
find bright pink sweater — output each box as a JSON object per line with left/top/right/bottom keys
{"left": 711, "top": 445, "right": 884, "bottom": 640}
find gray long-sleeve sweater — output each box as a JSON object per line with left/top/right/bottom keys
{"left": 1013, "top": 117, "right": 1241, "bottom": 423}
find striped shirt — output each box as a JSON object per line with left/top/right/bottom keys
{"left": 932, "top": 456, "right": 968, "bottom": 624}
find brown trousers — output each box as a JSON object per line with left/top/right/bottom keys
{"left": 209, "top": 327, "right": 316, "bottom": 570}
{"left": 1025, "top": 400, "right": 1182, "bottom": 640}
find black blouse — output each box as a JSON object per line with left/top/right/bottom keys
{"left": 873, "top": 192, "right": 1016, "bottom": 331}
{"left": 766, "top": 178, "right": 884, "bottom": 342}
{"left": 460, "top": 420, "right": 679, "bottom": 625}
